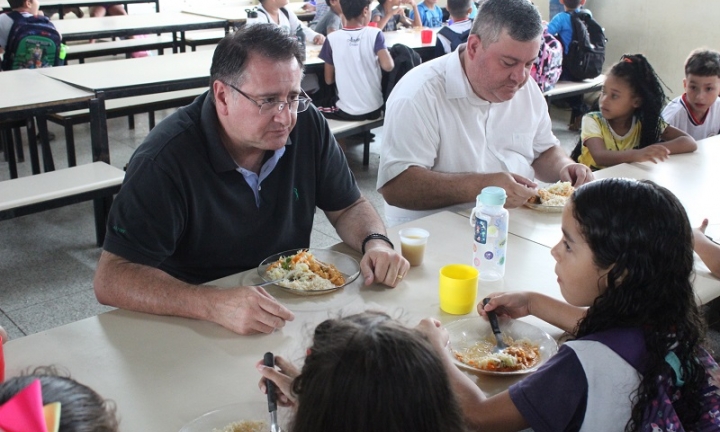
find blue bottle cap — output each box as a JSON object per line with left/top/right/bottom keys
{"left": 478, "top": 186, "right": 507, "bottom": 206}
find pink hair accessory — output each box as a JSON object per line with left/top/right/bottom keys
{"left": 0, "top": 379, "right": 61, "bottom": 432}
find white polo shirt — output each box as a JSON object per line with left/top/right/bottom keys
{"left": 377, "top": 47, "right": 560, "bottom": 225}
{"left": 662, "top": 95, "right": 720, "bottom": 141}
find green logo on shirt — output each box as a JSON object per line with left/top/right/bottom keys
{"left": 293, "top": 188, "right": 299, "bottom": 201}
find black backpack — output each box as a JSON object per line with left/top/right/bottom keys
{"left": 435, "top": 26, "right": 470, "bottom": 56}
{"left": 381, "top": 44, "right": 422, "bottom": 101}
{"left": 1, "top": 11, "right": 62, "bottom": 71}
{"left": 563, "top": 11, "right": 606, "bottom": 80}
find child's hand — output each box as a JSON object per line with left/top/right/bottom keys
{"left": 415, "top": 317, "right": 450, "bottom": 355}
{"left": 402, "top": 0, "right": 417, "bottom": 6}
{"left": 313, "top": 34, "right": 325, "bottom": 45}
{"left": 479, "top": 292, "right": 533, "bottom": 319}
{"left": 256, "top": 355, "right": 300, "bottom": 408}
{"left": 636, "top": 144, "right": 670, "bottom": 164}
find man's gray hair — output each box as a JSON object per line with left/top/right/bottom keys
{"left": 471, "top": 0, "right": 543, "bottom": 47}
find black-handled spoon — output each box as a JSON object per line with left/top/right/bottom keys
{"left": 263, "top": 352, "right": 279, "bottom": 432}
{"left": 483, "top": 298, "right": 506, "bottom": 353}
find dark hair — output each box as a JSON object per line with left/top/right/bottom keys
{"left": 471, "top": 0, "right": 542, "bottom": 48}
{"left": 447, "top": 0, "right": 472, "bottom": 19}
{"left": 571, "top": 179, "right": 706, "bottom": 432}
{"left": 209, "top": 24, "right": 304, "bottom": 101}
{"left": 0, "top": 366, "right": 119, "bottom": 432}
{"left": 684, "top": 48, "right": 720, "bottom": 78}
{"left": 290, "top": 312, "right": 466, "bottom": 432}
{"left": 8, "top": 0, "right": 25, "bottom": 8}
{"left": 563, "top": 0, "right": 581, "bottom": 9}
{"left": 608, "top": 54, "right": 668, "bottom": 148}
{"left": 339, "top": 0, "right": 371, "bottom": 20}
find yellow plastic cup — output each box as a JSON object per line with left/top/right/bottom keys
{"left": 439, "top": 264, "right": 479, "bottom": 315}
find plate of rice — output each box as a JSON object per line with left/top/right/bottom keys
{"left": 258, "top": 249, "right": 360, "bottom": 296}
{"left": 524, "top": 181, "right": 574, "bottom": 213}
{"left": 446, "top": 317, "right": 558, "bottom": 376}
{"left": 179, "top": 402, "right": 278, "bottom": 432}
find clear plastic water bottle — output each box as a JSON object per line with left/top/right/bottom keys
{"left": 470, "top": 186, "right": 508, "bottom": 281}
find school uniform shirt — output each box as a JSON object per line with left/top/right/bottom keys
{"left": 436, "top": 18, "right": 473, "bottom": 54}
{"left": 662, "top": 94, "right": 720, "bottom": 141}
{"left": 371, "top": 6, "right": 402, "bottom": 32}
{"left": 319, "top": 27, "right": 386, "bottom": 115}
{"left": 579, "top": 112, "right": 668, "bottom": 170}
{"left": 509, "top": 337, "right": 640, "bottom": 431}
{"left": 377, "top": 48, "right": 558, "bottom": 225}
{"left": 253, "top": 5, "right": 322, "bottom": 42}
{"left": 410, "top": 2, "right": 443, "bottom": 28}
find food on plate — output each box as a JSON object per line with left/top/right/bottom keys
{"left": 213, "top": 420, "right": 267, "bottom": 432}
{"left": 265, "top": 249, "right": 345, "bottom": 290}
{"left": 527, "top": 181, "right": 574, "bottom": 207}
{"left": 453, "top": 337, "right": 540, "bottom": 372}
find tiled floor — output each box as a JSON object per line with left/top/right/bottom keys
{"left": 0, "top": 76, "right": 601, "bottom": 342}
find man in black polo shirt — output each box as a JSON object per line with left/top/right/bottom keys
{"left": 93, "top": 24, "right": 408, "bottom": 335}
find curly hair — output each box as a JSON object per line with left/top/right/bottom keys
{"left": 290, "top": 311, "right": 466, "bottom": 432}
{"left": 571, "top": 179, "right": 706, "bottom": 431}
{"left": 608, "top": 54, "right": 669, "bottom": 149}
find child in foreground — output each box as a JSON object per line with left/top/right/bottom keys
{"left": 662, "top": 49, "right": 720, "bottom": 141}
{"left": 577, "top": 54, "right": 697, "bottom": 170}
{"left": 256, "top": 311, "right": 465, "bottom": 432}
{"left": 0, "top": 366, "right": 118, "bottom": 432}
{"left": 418, "top": 178, "right": 720, "bottom": 431}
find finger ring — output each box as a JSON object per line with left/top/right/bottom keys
{"left": 396, "top": 274, "right": 404, "bottom": 280}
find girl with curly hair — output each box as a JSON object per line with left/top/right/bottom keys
{"left": 418, "top": 178, "right": 720, "bottom": 431}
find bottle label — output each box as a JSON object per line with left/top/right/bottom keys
{"left": 474, "top": 217, "right": 487, "bottom": 244}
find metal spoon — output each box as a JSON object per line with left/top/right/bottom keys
{"left": 263, "top": 352, "right": 281, "bottom": 432}
{"left": 483, "top": 298, "right": 506, "bottom": 353}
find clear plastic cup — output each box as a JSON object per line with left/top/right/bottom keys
{"left": 399, "top": 228, "right": 430, "bottom": 266}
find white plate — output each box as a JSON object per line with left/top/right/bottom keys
{"left": 445, "top": 317, "right": 558, "bottom": 376}
{"left": 179, "top": 402, "right": 282, "bottom": 432}
{"left": 523, "top": 202, "right": 565, "bottom": 213}
{"left": 257, "top": 249, "right": 360, "bottom": 296}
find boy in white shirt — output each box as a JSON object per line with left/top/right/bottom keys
{"left": 434, "top": 0, "right": 473, "bottom": 56}
{"left": 662, "top": 49, "right": 720, "bottom": 141}
{"left": 318, "top": 0, "right": 394, "bottom": 120}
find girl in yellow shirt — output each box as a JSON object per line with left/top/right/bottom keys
{"left": 578, "top": 54, "right": 697, "bottom": 170}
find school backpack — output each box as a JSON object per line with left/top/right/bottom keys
{"left": 435, "top": 26, "right": 470, "bottom": 56}
{"left": 563, "top": 10, "right": 606, "bottom": 80}
{"left": 531, "top": 28, "right": 563, "bottom": 92}
{"left": 586, "top": 329, "right": 720, "bottom": 432}
{"left": 1, "top": 11, "right": 62, "bottom": 71}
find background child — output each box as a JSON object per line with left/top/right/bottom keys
{"left": 694, "top": 218, "right": 720, "bottom": 279}
{"left": 0, "top": 366, "right": 119, "bottom": 431}
{"left": 256, "top": 311, "right": 466, "bottom": 432}
{"left": 318, "top": 0, "right": 394, "bottom": 120}
{"left": 418, "top": 178, "right": 720, "bottom": 431}
{"left": 0, "top": 0, "right": 59, "bottom": 62}
{"left": 434, "top": 0, "right": 472, "bottom": 55}
{"left": 371, "top": 0, "right": 421, "bottom": 32}
{"left": 410, "top": 0, "right": 442, "bottom": 28}
{"left": 662, "top": 49, "right": 720, "bottom": 141}
{"left": 313, "top": 0, "right": 343, "bottom": 36}
{"left": 254, "top": 0, "right": 326, "bottom": 46}
{"left": 577, "top": 54, "right": 697, "bottom": 170}
{"left": 545, "top": 0, "right": 589, "bottom": 130}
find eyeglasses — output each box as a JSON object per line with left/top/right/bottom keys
{"left": 224, "top": 82, "right": 312, "bottom": 115}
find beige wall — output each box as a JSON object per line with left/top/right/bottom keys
{"left": 587, "top": 0, "right": 720, "bottom": 99}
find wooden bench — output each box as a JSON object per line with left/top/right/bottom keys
{"left": 183, "top": 29, "right": 226, "bottom": 51}
{"left": 65, "top": 35, "right": 176, "bottom": 63}
{"left": 0, "top": 162, "right": 125, "bottom": 246}
{"left": 327, "top": 117, "right": 384, "bottom": 166}
{"left": 543, "top": 74, "right": 606, "bottom": 106}
{"left": 44, "top": 88, "right": 206, "bottom": 167}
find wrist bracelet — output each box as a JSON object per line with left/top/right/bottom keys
{"left": 361, "top": 233, "right": 394, "bottom": 254}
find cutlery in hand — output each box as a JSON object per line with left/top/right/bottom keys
{"left": 483, "top": 298, "right": 506, "bottom": 353}
{"left": 263, "top": 352, "right": 280, "bottom": 432}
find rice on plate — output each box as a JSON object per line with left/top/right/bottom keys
{"left": 265, "top": 249, "right": 345, "bottom": 291}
